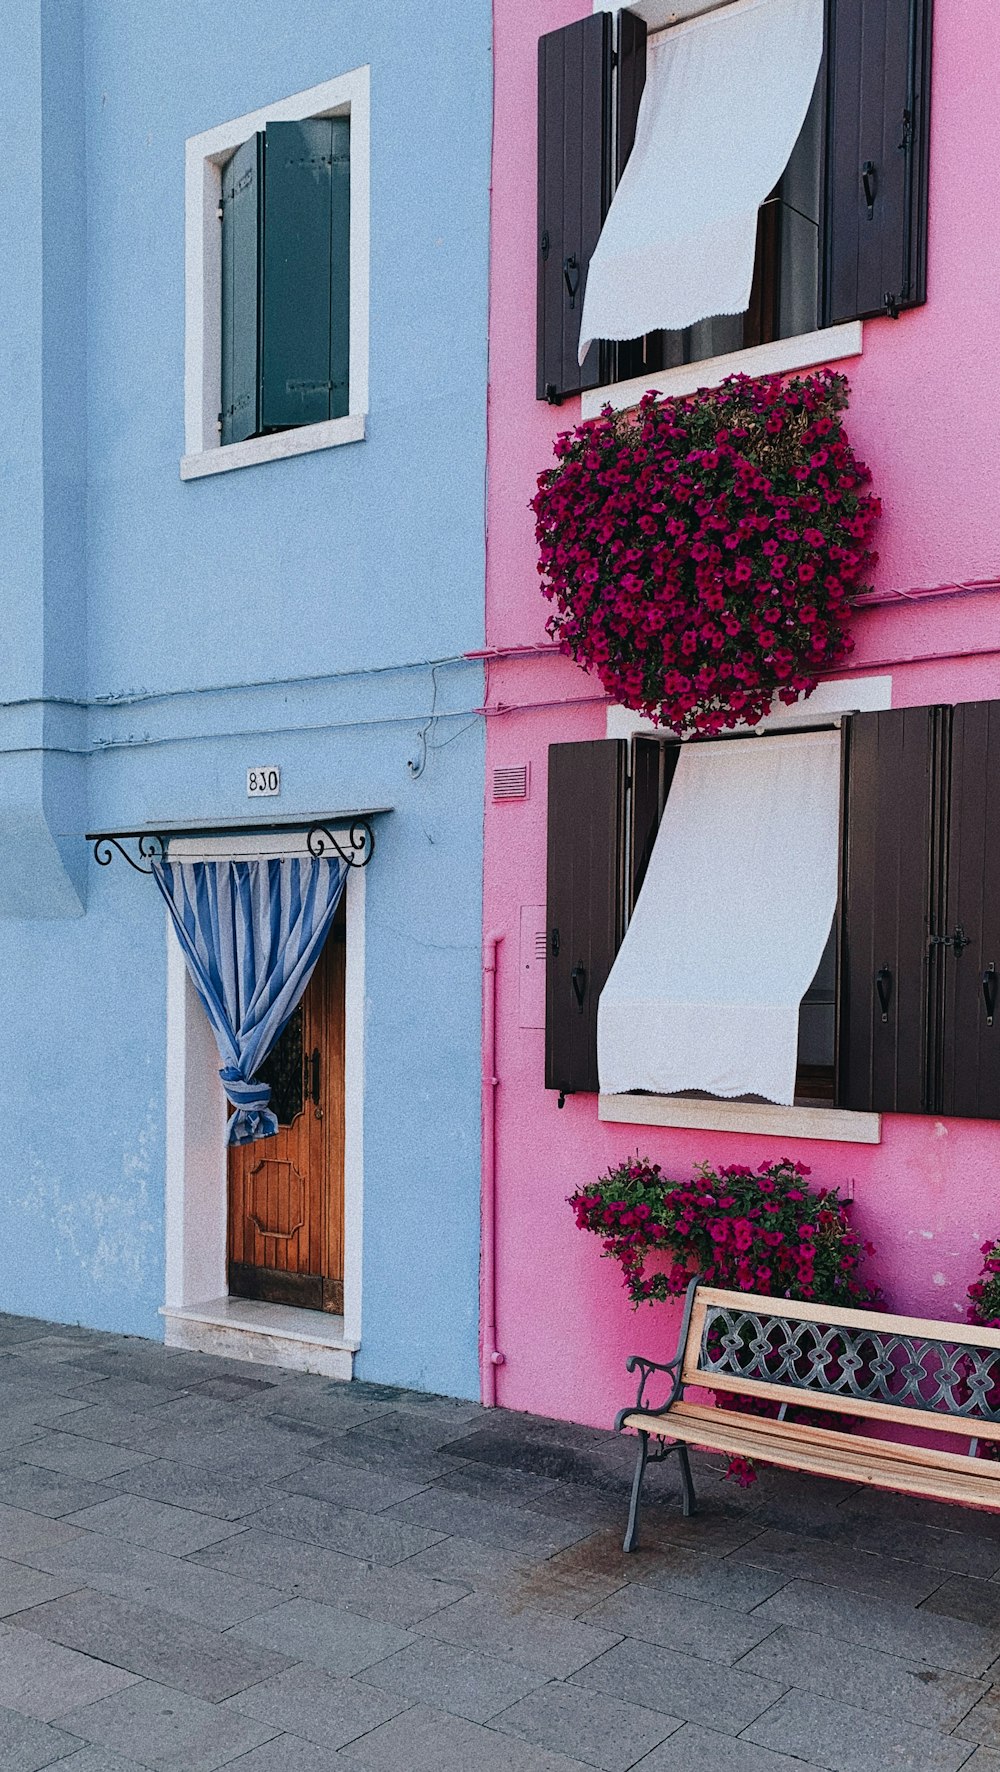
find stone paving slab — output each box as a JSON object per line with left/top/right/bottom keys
{"left": 491, "top": 1681, "right": 682, "bottom": 1771}
{"left": 227, "top": 1598, "right": 414, "bottom": 1678}
{"left": 633, "top": 1722, "right": 827, "bottom": 1770}
{"left": 5, "top": 1312, "right": 1000, "bottom": 1770}
{"left": 61, "top": 1498, "right": 243, "bottom": 1560}
{"left": 353, "top": 1635, "right": 548, "bottom": 1722}
{"left": 23, "top": 1534, "right": 286, "bottom": 1632}
{"left": 0, "top": 1619, "right": 138, "bottom": 1722}
{"left": 12, "top": 1590, "right": 292, "bottom": 1703}
{"left": 0, "top": 1702, "right": 84, "bottom": 1772}
{"left": 735, "top": 1621, "right": 988, "bottom": 1731}
{"left": 570, "top": 1636, "right": 786, "bottom": 1734}
{"left": 337, "top": 1702, "right": 594, "bottom": 1771}
{"left": 741, "top": 1684, "right": 975, "bottom": 1772}
{"left": 56, "top": 1681, "right": 278, "bottom": 1772}
{"left": 414, "top": 1589, "right": 623, "bottom": 1677}
{"left": 223, "top": 1664, "right": 408, "bottom": 1749}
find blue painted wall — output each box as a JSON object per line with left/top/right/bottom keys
{"left": 0, "top": 0, "right": 491, "bottom": 1399}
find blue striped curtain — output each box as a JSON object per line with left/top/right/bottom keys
{"left": 153, "top": 855, "right": 348, "bottom": 1144}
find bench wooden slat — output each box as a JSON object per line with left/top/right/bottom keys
{"left": 624, "top": 1401, "right": 1000, "bottom": 1479}
{"left": 623, "top": 1403, "right": 1000, "bottom": 1510}
{"left": 675, "top": 1364, "right": 1000, "bottom": 1443}
{"left": 694, "top": 1286, "right": 1000, "bottom": 1351}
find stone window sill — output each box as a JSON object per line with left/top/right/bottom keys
{"left": 581, "top": 321, "right": 864, "bottom": 420}
{"left": 598, "top": 1092, "right": 881, "bottom": 1145}
{"left": 180, "top": 411, "right": 365, "bottom": 481}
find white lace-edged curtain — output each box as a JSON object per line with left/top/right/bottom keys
{"left": 578, "top": 0, "right": 824, "bottom": 360}
{"left": 597, "top": 729, "right": 840, "bottom": 1107}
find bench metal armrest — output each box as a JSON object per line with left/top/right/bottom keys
{"left": 615, "top": 1275, "right": 700, "bottom": 1431}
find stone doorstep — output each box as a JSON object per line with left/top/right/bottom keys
{"left": 160, "top": 1298, "right": 358, "bottom": 1381}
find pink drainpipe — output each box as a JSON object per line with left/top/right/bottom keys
{"left": 481, "top": 931, "right": 506, "bottom": 1405}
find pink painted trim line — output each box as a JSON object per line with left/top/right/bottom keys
{"left": 465, "top": 643, "right": 562, "bottom": 661}
{"left": 855, "top": 576, "right": 1000, "bottom": 606}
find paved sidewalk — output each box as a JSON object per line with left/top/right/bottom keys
{"left": 0, "top": 1319, "right": 998, "bottom": 1771}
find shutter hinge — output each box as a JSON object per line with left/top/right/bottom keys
{"left": 898, "top": 108, "right": 913, "bottom": 153}
{"left": 540, "top": 229, "right": 550, "bottom": 261}
{"left": 217, "top": 203, "right": 224, "bottom": 220}
{"left": 611, "top": 49, "right": 618, "bottom": 68}
{"left": 216, "top": 414, "right": 223, "bottom": 433}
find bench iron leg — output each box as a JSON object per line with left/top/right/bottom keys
{"left": 677, "top": 1442, "right": 697, "bottom": 1517}
{"left": 623, "top": 1431, "right": 649, "bottom": 1553}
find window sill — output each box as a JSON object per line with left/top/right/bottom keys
{"left": 598, "top": 1092, "right": 881, "bottom": 1145}
{"left": 180, "top": 411, "right": 365, "bottom": 481}
{"left": 580, "top": 321, "right": 864, "bottom": 420}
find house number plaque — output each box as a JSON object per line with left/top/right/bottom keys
{"left": 247, "top": 767, "right": 281, "bottom": 797}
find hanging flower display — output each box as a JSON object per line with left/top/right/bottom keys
{"left": 532, "top": 369, "right": 880, "bottom": 736}
{"left": 569, "top": 1156, "right": 877, "bottom": 1310}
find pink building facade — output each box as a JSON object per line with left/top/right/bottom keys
{"left": 482, "top": 0, "right": 1000, "bottom": 1428}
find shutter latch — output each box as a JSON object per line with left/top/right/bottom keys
{"left": 929, "top": 926, "right": 971, "bottom": 956}
{"left": 563, "top": 256, "right": 580, "bottom": 309}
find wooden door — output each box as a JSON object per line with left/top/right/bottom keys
{"left": 227, "top": 898, "right": 346, "bottom": 1313}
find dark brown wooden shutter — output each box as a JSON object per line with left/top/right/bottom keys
{"left": 630, "top": 736, "right": 680, "bottom": 910}
{"left": 838, "top": 706, "right": 947, "bottom": 1112}
{"left": 823, "top": 0, "right": 932, "bottom": 324}
{"left": 537, "top": 14, "right": 613, "bottom": 404}
{"left": 616, "top": 9, "right": 648, "bottom": 180}
{"left": 545, "top": 740, "right": 627, "bottom": 1096}
{"left": 940, "top": 701, "right": 1000, "bottom": 1120}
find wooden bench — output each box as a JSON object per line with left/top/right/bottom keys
{"left": 616, "top": 1278, "right": 1000, "bottom": 1552}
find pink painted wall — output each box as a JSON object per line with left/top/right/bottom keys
{"left": 484, "top": 0, "right": 1000, "bottom": 1427}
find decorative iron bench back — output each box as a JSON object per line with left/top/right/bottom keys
{"left": 682, "top": 1286, "right": 1000, "bottom": 1441}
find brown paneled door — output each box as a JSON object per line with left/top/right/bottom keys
{"left": 227, "top": 897, "right": 346, "bottom": 1313}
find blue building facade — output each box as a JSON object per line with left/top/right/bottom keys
{"left": 0, "top": 0, "right": 491, "bottom": 1399}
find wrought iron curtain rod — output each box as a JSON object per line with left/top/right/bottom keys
{"left": 87, "top": 817, "right": 378, "bottom": 876}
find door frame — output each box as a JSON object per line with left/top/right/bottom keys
{"left": 162, "top": 829, "right": 366, "bottom": 1351}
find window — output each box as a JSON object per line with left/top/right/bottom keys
{"left": 545, "top": 701, "right": 1000, "bottom": 1123}
{"left": 536, "top": 1, "right": 932, "bottom": 403}
{"left": 183, "top": 71, "right": 369, "bottom": 480}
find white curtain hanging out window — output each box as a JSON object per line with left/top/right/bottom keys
{"left": 597, "top": 729, "right": 840, "bottom": 1106}
{"left": 578, "top": 0, "right": 824, "bottom": 361}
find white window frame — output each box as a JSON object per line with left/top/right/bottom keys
{"left": 602, "top": 677, "right": 893, "bottom": 1144}
{"left": 182, "top": 69, "right": 370, "bottom": 481}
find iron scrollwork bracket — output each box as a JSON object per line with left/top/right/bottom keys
{"left": 92, "top": 833, "right": 166, "bottom": 875}
{"left": 306, "top": 818, "right": 375, "bottom": 868}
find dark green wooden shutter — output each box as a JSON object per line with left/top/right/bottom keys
{"left": 838, "top": 706, "right": 947, "bottom": 1113}
{"left": 261, "top": 118, "right": 350, "bottom": 430}
{"left": 545, "top": 740, "right": 627, "bottom": 1096}
{"left": 537, "top": 15, "right": 613, "bottom": 404}
{"left": 221, "top": 133, "right": 263, "bottom": 445}
{"left": 940, "top": 701, "right": 1000, "bottom": 1120}
{"left": 822, "top": 0, "right": 932, "bottom": 324}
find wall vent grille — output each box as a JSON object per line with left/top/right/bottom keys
{"left": 493, "top": 764, "right": 530, "bottom": 801}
